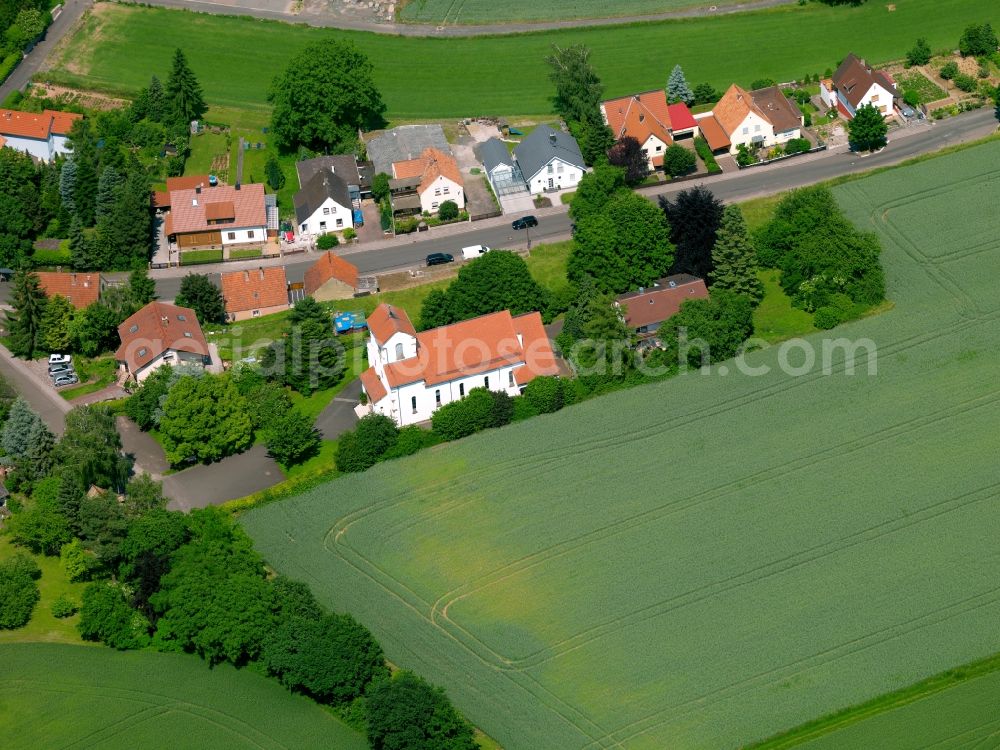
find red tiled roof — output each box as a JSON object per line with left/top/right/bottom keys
{"left": 115, "top": 301, "right": 208, "bottom": 373}
{"left": 34, "top": 272, "right": 101, "bottom": 309}
{"left": 712, "top": 84, "right": 754, "bottom": 135}
{"left": 698, "top": 116, "right": 730, "bottom": 151}
{"left": 152, "top": 191, "right": 170, "bottom": 209}
{"left": 204, "top": 201, "right": 235, "bottom": 222}
{"left": 220, "top": 267, "right": 288, "bottom": 314}
{"left": 601, "top": 90, "right": 673, "bottom": 147}
{"left": 360, "top": 366, "right": 387, "bottom": 403}
{"left": 666, "top": 103, "right": 698, "bottom": 132}
{"left": 381, "top": 309, "right": 559, "bottom": 388}
{"left": 617, "top": 275, "right": 709, "bottom": 330}
{"left": 0, "top": 109, "right": 81, "bottom": 140}
{"left": 47, "top": 110, "right": 82, "bottom": 136}
{"left": 368, "top": 304, "right": 417, "bottom": 344}
{"left": 391, "top": 148, "right": 463, "bottom": 196}
{"left": 303, "top": 252, "right": 359, "bottom": 296}
{"left": 169, "top": 183, "right": 266, "bottom": 235}
{"left": 166, "top": 175, "right": 213, "bottom": 192}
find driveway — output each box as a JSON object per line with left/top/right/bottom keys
{"left": 452, "top": 136, "right": 499, "bottom": 220}
{"left": 0, "top": 345, "right": 70, "bottom": 434}
{"left": 315, "top": 378, "right": 361, "bottom": 440}
{"left": 499, "top": 190, "right": 535, "bottom": 214}
{"left": 164, "top": 445, "right": 284, "bottom": 511}
{"left": 117, "top": 416, "right": 169, "bottom": 478}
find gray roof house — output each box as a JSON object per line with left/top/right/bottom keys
{"left": 366, "top": 125, "right": 450, "bottom": 176}
{"left": 512, "top": 125, "right": 587, "bottom": 196}
{"left": 295, "top": 155, "right": 373, "bottom": 194}
{"left": 293, "top": 171, "right": 354, "bottom": 236}
{"left": 476, "top": 137, "right": 526, "bottom": 197}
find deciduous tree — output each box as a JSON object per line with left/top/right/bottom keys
{"left": 545, "top": 44, "right": 605, "bottom": 126}
{"left": 906, "top": 37, "right": 932, "bottom": 67}
{"left": 262, "top": 409, "right": 320, "bottom": 467}
{"left": 568, "top": 164, "right": 628, "bottom": 221}
{"left": 366, "top": 671, "right": 477, "bottom": 750}
{"left": 848, "top": 103, "right": 888, "bottom": 152}
{"left": 606, "top": 136, "right": 648, "bottom": 185}
{"left": 662, "top": 144, "right": 696, "bottom": 178}
{"left": 78, "top": 581, "right": 150, "bottom": 649}
{"left": 660, "top": 186, "right": 725, "bottom": 280}
{"left": 0, "top": 554, "right": 40, "bottom": 630}
{"left": 158, "top": 375, "right": 253, "bottom": 465}
{"left": 174, "top": 273, "right": 226, "bottom": 325}
{"left": 336, "top": 413, "right": 398, "bottom": 472}
{"left": 40, "top": 294, "right": 73, "bottom": 353}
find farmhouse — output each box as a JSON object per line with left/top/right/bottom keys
{"left": 0, "top": 108, "right": 81, "bottom": 162}
{"left": 390, "top": 147, "right": 465, "bottom": 216}
{"left": 359, "top": 303, "right": 559, "bottom": 426}
{"left": 220, "top": 266, "right": 288, "bottom": 321}
{"left": 294, "top": 171, "right": 354, "bottom": 238}
{"left": 163, "top": 182, "right": 267, "bottom": 252}
{"left": 115, "top": 301, "right": 212, "bottom": 383}
{"left": 615, "top": 274, "right": 709, "bottom": 341}
{"left": 698, "top": 84, "right": 803, "bottom": 154}
{"left": 34, "top": 271, "right": 104, "bottom": 309}
{"left": 513, "top": 125, "right": 586, "bottom": 195}
{"left": 821, "top": 53, "right": 899, "bottom": 119}
{"left": 303, "top": 251, "right": 368, "bottom": 301}
{"left": 600, "top": 90, "right": 700, "bottom": 170}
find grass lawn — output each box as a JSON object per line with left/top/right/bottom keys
{"left": 0, "top": 643, "right": 368, "bottom": 749}
{"left": 59, "top": 355, "right": 117, "bottom": 401}
{"left": 184, "top": 130, "right": 231, "bottom": 179}
{"left": 180, "top": 248, "right": 223, "bottom": 265}
{"left": 525, "top": 240, "right": 573, "bottom": 297}
{"left": 240, "top": 140, "right": 1000, "bottom": 750}
{"left": 289, "top": 346, "right": 366, "bottom": 423}
{"left": 0, "top": 537, "right": 89, "bottom": 645}
{"left": 752, "top": 269, "right": 817, "bottom": 343}
{"left": 46, "top": 2, "right": 999, "bottom": 122}
{"left": 284, "top": 439, "right": 338, "bottom": 480}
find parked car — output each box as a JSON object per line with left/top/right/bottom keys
{"left": 511, "top": 215, "right": 538, "bottom": 231}
{"left": 461, "top": 244, "right": 490, "bottom": 260}
{"left": 48, "top": 363, "right": 73, "bottom": 377}
{"left": 48, "top": 353, "right": 72, "bottom": 366}
{"left": 426, "top": 253, "right": 454, "bottom": 266}
{"left": 52, "top": 373, "right": 79, "bottom": 387}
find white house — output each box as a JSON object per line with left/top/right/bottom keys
{"left": 699, "top": 84, "right": 803, "bottom": 155}
{"left": 477, "top": 137, "right": 526, "bottom": 197}
{"left": 164, "top": 182, "right": 268, "bottom": 251}
{"left": 391, "top": 147, "right": 465, "bottom": 215}
{"left": 513, "top": 125, "right": 586, "bottom": 195}
{"left": 293, "top": 170, "right": 354, "bottom": 237}
{"left": 599, "top": 91, "right": 701, "bottom": 171}
{"left": 359, "top": 303, "right": 560, "bottom": 427}
{"left": 821, "top": 53, "right": 899, "bottom": 119}
{"left": 115, "top": 301, "right": 212, "bottom": 383}
{"left": 0, "top": 108, "right": 81, "bottom": 163}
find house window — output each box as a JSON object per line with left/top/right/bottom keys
{"left": 323, "top": 207, "right": 331, "bottom": 215}
{"left": 434, "top": 188, "right": 441, "bottom": 196}
{"left": 442, "top": 186, "right": 449, "bottom": 194}
{"left": 754, "top": 124, "right": 760, "bottom": 133}
{"left": 247, "top": 230, "right": 255, "bottom": 239}
{"left": 547, "top": 164, "right": 554, "bottom": 174}
{"left": 459, "top": 383, "right": 465, "bottom": 397}
{"left": 183, "top": 332, "right": 192, "bottom": 338}
{"left": 228, "top": 232, "right": 236, "bottom": 240}
{"left": 641, "top": 148, "right": 648, "bottom": 156}
{"left": 508, "top": 371, "right": 514, "bottom": 387}
{"left": 431, "top": 202, "right": 439, "bottom": 209}
{"left": 395, "top": 343, "right": 404, "bottom": 359}
{"left": 319, "top": 221, "right": 327, "bottom": 231}
{"left": 336, "top": 218, "right": 343, "bottom": 228}
{"left": 129, "top": 324, "right": 139, "bottom": 333}
{"left": 557, "top": 162, "right": 563, "bottom": 174}
{"left": 137, "top": 347, "right": 147, "bottom": 357}
{"left": 655, "top": 145, "right": 662, "bottom": 152}
{"left": 177, "top": 315, "right": 186, "bottom": 321}
{"left": 435, "top": 389, "right": 441, "bottom": 407}
{"left": 871, "top": 94, "right": 879, "bottom": 102}
{"left": 411, "top": 396, "right": 417, "bottom": 414}
{"left": 252, "top": 310, "right": 260, "bottom": 317}
{"left": 484, "top": 376, "right": 489, "bottom": 388}
{"left": 742, "top": 127, "right": 749, "bottom": 135}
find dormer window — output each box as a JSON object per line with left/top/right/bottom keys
{"left": 129, "top": 324, "right": 139, "bottom": 333}
{"left": 177, "top": 314, "right": 186, "bottom": 321}
{"left": 138, "top": 347, "right": 147, "bottom": 357}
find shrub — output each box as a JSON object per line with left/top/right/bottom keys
{"left": 0, "top": 554, "right": 41, "bottom": 629}
{"left": 693, "top": 137, "right": 721, "bottom": 174}
{"left": 336, "top": 414, "right": 398, "bottom": 472}
{"left": 523, "top": 376, "right": 565, "bottom": 414}
{"left": 662, "top": 144, "right": 696, "bottom": 177}
{"left": 813, "top": 306, "right": 842, "bottom": 329}
{"left": 51, "top": 594, "right": 78, "bottom": 619}
{"left": 784, "top": 138, "right": 812, "bottom": 155}
{"left": 953, "top": 73, "right": 978, "bottom": 92}
{"left": 317, "top": 233, "right": 339, "bottom": 249}
{"left": 940, "top": 61, "right": 959, "bottom": 80}
{"left": 735, "top": 144, "right": 757, "bottom": 167}
{"left": 906, "top": 37, "right": 932, "bottom": 67}
{"left": 431, "top": 387, "right": 512, "bottom": 441}
{"left": 343, "top": 227, "right": 357, "bottom": 241}
{"left": 381, "top": 426, "right": 441, "bottom": 461}
{"left": 438, "top": 200, "right": 459, "bottom": 221}
{"left": 803, "top": 110, "right": 812, "bottom": 127}
{"left": 512, "top": 396, "right": 539, "bottom": 421}
{"left": 750, "top": 78, "right": 776, "bottom": 90}
{"left": 30, "top": 247, "right": 72, "bottom": 267}
{"left": 78, "top": 582, "right": 150, "bottom": 650}
{"left": 0, "top": 53, "right": 20, "bottom": 85}
{"left": 978, "top": 63, "right": 990, "bottom": 79}
{"left": 903, "top": 89, "right": 920, "bottom": 107}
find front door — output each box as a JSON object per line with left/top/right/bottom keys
{"left": 547, "top": 178, "right": 554, "bottom": 189}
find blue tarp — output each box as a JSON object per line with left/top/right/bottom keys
{"left": 353, "top": 209, "right": 364, "bottom": 226}
{"left": 333, "top": 311, "right": 367, "bottom": 334}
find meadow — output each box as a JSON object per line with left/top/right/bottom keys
{"left": 46, "top": 1, "right": 999, "bottom": 121}
{"left": 243, "top": 140, "right": 1000, "bottom": 749}
{"left": 399, "top": 0, "right": 737, "bottom": 24}
{"left": 0, "top": 643, "right": 367, "bottom": 749}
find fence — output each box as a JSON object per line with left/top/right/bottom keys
{"left": 736, "top": 144, "right": 827, "bottom": 170}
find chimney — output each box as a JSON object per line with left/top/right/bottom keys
{"left": 235, "top": 182, "right": 241, "bottom": 191}
{"left": 639, "top": 113, "right": 645, "bottom": 122}
{"left": 192, "top": 198, "right": 198, "bottom": 207}
{"left": 258, "top": 267, "right": 264, "bottom": 280}
{"left": 195, "top": 184, "right": 201, "bottom": 194}
{"left": 549, "top": 132, "right": 557, "bottom": 145}
{"left": 161, "top": 316, "right": 169, "bottom": 325}
{"left": 243, "top": 270, "right": 249, "bottom": 282}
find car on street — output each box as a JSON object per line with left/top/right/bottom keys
{"left": 426, "top": 252, "right": 454, "bottom": 266}
{"left": 52, "top": 373, "right": 79, "bottom": 387}
{"left": 48, "top": 353, "right": 72, "bottom": 366}
{"left": 511, "top": 215, "right": 538, "bottom": 231}
{"left": 48, "top": 363, "right": 73, "bottom": 377}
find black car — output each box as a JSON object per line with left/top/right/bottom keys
{"left": 426, "top": 252, "right": 454, "bottom": 266}
{"left": 511, "top": 215, "right": 539, "bottom": 231}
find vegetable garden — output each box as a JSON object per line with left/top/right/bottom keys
{"left": 243, "top": 141, "right": 1000, "bottom": 749}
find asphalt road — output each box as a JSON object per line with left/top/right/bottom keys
{"left": 133, "top": 108, "right": 996, "bottom": 302}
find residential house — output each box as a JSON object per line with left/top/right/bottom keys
{"left": 303, "top": 251, "right": 363, "bottom": 301}
{"left": 34, "top": 271, "right": 103, "bottom": 309}
{"left": 294, "top": 171, "right": 354, "bottom": 237}
{"left": 115, "top": 301, "right": 211, "bottom": 383}
{"left": 295, "top": 155, "right": 372, "bottom": 197}
{"left": 0, "top": 108, "right": 82, "bottom": 162}
{"left": 164, "top": 182, "right": 267, "bottom": 251}
{"left": 366, "top": 124, "right": 450, "bottom": 176}
{"left": 697, "top": 84, "right": 803, "bottom": 155}
{"left": 220, "top": 266, "right": 289, "bottom": 321}
{"left": 390, "top": 147, "right": 465, "bottom": 216}
{"left": 152, "top": 174, "right": 222, "bottom": 211}
{"left": 615, "top": 275, "right": 709, "bottom": 341}
{"left": 359, "top": 303, "right": 559, "bottom": 427}
{"left": 513, "top": 125, "right": 586, "bottom": 195}
{"left": 477, "top": 137, "right": 526, "bottom": 198}
{"left": 600, "top": 90, "right": 700, "bottom": 170}
{"left": 821, "top": 53, "right": 899, "bottom": 119}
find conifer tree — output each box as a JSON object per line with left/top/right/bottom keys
{"left": 5, "top": 270, "right": 47, "bottom": 358}
{"left": 59, "top": 158, "right": 77, "bottom": 217}
{"left": 147, "top": 75, "right": 168, "bottom": 123}
{"left": 710, "top": 204, "right": 763, "bottom": 304}
{"left": 95, "top": 165, "right": 123, "bottom": 222}
{"left": 165, "top": 49, "right": 206, "bottom": 126}
{"left": 666, "top": 65, "right": 694, "bottom": 105}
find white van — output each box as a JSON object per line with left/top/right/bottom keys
{"left": 461, "top": 244, "right": 490, "bottom": 260}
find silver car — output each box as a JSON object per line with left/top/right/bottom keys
{"left": 52, "top": 373, "right": 79, "bottom": 387}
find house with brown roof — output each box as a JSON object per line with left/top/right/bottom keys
{"left": 615, "top": 275, "right": 709, "bottom": 341}
{"left": 34, "top": 271, "right": 103, "bottom": 309}
{"left": 390, "top": 147, "right": 465, "bottom": 216}
{"left": 600, "top": 91, "right": 700, "bottom": 170}
{"left": 163, "top": 182, "right": 267, "bottom": 253}
{"left": 220, "top": 266, "right": 289, "bottom": 321}
{"left": 360, "top": 303, "right": 559, "bottom": 426}
{"left": 697, "top": 84, "right": 803, "bottom": 155}
{"left": 303, "top": 251, "right": 361, "bottom": 302}
{"left": 0, "top": 108, "right": 82, "bottom": 162}
{"left": 115, "top": 301, "right": 211, "bottom": 383}
{"left": 821, "top": 53, "right": 898, "bottom": 119}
